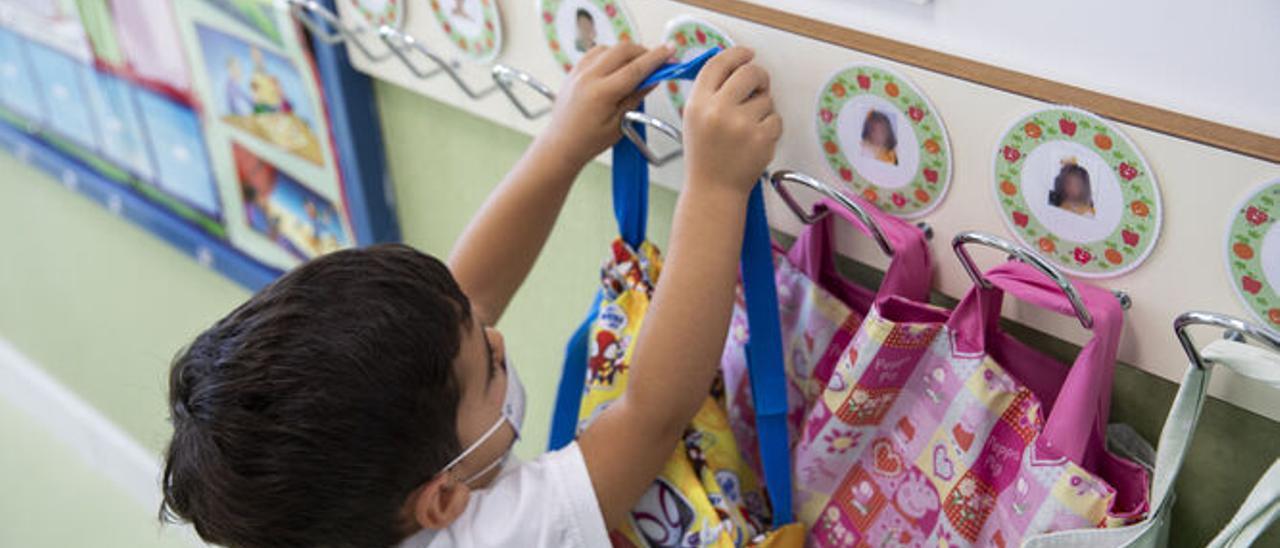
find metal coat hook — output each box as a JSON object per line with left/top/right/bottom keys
{"left": 379, "top": 26, "right": 497, "bottom": 99}
{"left": 769, "top": 170, "right": 897, "bottom": 257}
{"left": 1174, "top": 311, "right": 1280, "bottom": 370}
{"left": 285, "top": 0, "right": 394, "bottom": 62}
{"left": 621, "top": 111, "right": 683, "bottom": 166}
{"left": 952, "top": 231, "right": 1131, "bottom": 329}
{"left": 491, "top": 65, "right": 555, "bottom": 119}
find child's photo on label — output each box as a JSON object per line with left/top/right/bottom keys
{"left": 555, "top": 0, "right": 616, "bottom": 63}
{"left": 1020, "top": 140, "right": 1122, "bottom": 244}
{"left": 836, "top": 94, "right": 920, "bottom": 190}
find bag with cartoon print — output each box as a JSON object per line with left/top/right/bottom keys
{"left": 719, "top": 183, "right": 933, "bottom": 485}
{"left": 568, "top": 221, "right": 802, "bottom": 547}
{"left": 796, "top": 257, "right": 1151, "bottom": 546}
{"left": 547, "top": 51, "right": 804, "bottom": 546}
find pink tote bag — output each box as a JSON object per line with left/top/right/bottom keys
{"left": 720, "top": 193, "right": 932, "bottom": 483}
{"left": 797, "top": 261, "right": 1150, "bottom": 546}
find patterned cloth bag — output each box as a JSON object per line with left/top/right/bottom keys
{"left": 549, "top": 50, "right": 804, "bottom": 546}
{"left": 570, "top": 222, "right": 802, "bottom": 546}
{"left": 798, "top": 261, "right": 1150, "bottom": 546}
{"left": 720, "top": 194, "right": 932, "bottom": 482}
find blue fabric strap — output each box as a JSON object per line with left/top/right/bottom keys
{"left": 638, "top": 47, "right": 719, "bottom": 89}
{"left": 612, "top": 109, "right": 648, "bottom": 248}
{"left": 612, "top": 46, "right": 719, "bottom": 248}
{"left": 740, "top": 182, "right": 793, "bottom": 526}
{"left": 549, "top": 290, "right": 602, "bottom": 450}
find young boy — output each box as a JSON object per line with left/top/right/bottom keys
{"left": 160, "top": 43, "right": 781, "bottom": 547}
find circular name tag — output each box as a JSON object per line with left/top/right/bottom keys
{"left": 993, "top": 107, "right": 1162, "bottom": 277}
{"left": 1226, "top": 178, "right": 1280, "bottom": 332}
{"left": 428, "top": 0, "right": 503, "bottom": 63}
{"left": 536, "top": 0, "right": 636, "bottom": 73}
{"left": 815, "top": 65, "right": 952, "bottom": 218}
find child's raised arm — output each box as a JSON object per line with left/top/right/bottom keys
{"left": 448, "top": 43, "right": 672, "bottom": 327}
{"left": 577, "top": 47, "right": 783, "bottom": 528}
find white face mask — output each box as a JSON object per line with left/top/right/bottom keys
{"left": 440, "top": 358, "right": 525, "bottom": 485}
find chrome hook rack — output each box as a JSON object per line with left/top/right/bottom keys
{"left": 285, "top": 0, "right": 394, "bottom": 62}
{"left": 769, "top": 170, "right": 896, "bottom": 256}
{"left": 282, "top": 2, "right": 683, "bottom": 163}
{"left": 379, "top": 26, "right": 498, "bottom": 99}
{"left": 1174, "top": 311, "right": 1280, "bottom": 370}
{"left": 621, "top": 111, "right": 683, "bottom": 166}
{"left": 491, "top": 64, "right": 555, "bottom": 120}
{"left": 953, "top": 231, "right": 1132, "bottom": 329}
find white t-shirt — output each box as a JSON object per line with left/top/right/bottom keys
{"left": 399, "top": 442, "right": 609, "bottom": 547}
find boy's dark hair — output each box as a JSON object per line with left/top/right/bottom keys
{"left": 161, "top": 244, "right": 470, "bottom": 548}
{"left": 576, "top": 8, "right": 593, "bottom": 21}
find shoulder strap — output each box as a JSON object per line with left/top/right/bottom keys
{"left": 794, "top": 193, "right": 932, "bottom": 304}
{"left": 1201, "top": 339, "right": 1280, "bottom": 547}
{"left": 1209, "top": 459, "right": 1280, "bottom": 548}
{"left": 741, "top": 183, "right": 793, "bottom": 526}
{"left": 548, "top": 110, "right": 653, "bottom": 451}
{"left": 549, "top": 291, "right": 602, "bottom": 450}
{"left": 613, "top": 114, "right": 649, "bottom": 248}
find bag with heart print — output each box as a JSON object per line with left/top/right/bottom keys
{"left": 797, "top": 259, "right": 1151, "bottom": 546}
{"left": 719, "top": 186, "right": 932, "bottom": 487}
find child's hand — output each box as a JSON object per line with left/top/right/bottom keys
{"left": 682, "top": 47, "right": 782, "bottom": 197}
{"left": 542, "top": 42, "right": 674, "bottom": 166}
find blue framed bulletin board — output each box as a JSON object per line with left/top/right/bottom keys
{"left": 0, "top": 0, "right": 396, "bottom": 290}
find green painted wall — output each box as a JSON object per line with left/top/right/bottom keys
{"left": 0, "top": 80, "right": 1274, "bottom": 546}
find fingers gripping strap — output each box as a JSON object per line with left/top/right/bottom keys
{"left": 742, "top": 184, "right": 793, "bottom": 526}
{"left": 614, "top": 47, "right": 721, "bottom": 248}
{"left": 638, "top": 47, "right": 720, "bottom": 89}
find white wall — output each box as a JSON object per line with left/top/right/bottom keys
{"left": 766, "top": 0, "right": 1280, "bottom": 139}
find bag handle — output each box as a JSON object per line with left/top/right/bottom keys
{"left": 1200, "top": 339, "right": 1280, "bottom": 548}
{"left": 1209, "top": 459, "right": 1280, "bottom": 548}
{"left": 1155, "top": 313, "right": 1280, "bottom": 504}
{"left": 947, "top": 255, "right": 1124, "bottom": 465}
{"left": 1174, "top": 314, "right": 1280, "bottom": 548}
{"left": 740, "top": 183, "right": 793, "bottom": 525}
{"left": 771, "top": 170, "right": 932, "bottom": 304}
